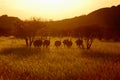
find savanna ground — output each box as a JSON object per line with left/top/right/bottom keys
{"left": 0, "top": 37, "right": 120, "bottom": 80}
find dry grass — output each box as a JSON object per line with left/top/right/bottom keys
{"left": 0, "top": 37, "right": 120, "bottom": 80}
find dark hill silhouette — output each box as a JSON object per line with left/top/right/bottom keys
{"left": 87, "top": 5, "right": 120, "bottom": 37}
{"left": 46, "top": 15, "right": 87, "bottom": 32}
{"left": 45, "top": 4, "right": 120, "bottom": 36}
{"left": 0, "top": 15, "right": 22, "bottom": 36}
{"left": 88, "top": 5, "right": 120, "bottom": 27}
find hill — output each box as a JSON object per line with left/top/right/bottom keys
{"left": 0, "top": 15, "right": 22, "bottom": 36}
{"left": 45, "top": 4, "right": 120, "bottom": 35}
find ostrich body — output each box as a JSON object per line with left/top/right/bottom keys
{"left": 33, "top": 39, "right": 42, "bottom": 47}
{"left": 55, "top": 40, "right": 61, "bottom": 48}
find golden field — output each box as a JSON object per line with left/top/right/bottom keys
{"left": 0, "top": 37, "right": 120, "bottom": 80}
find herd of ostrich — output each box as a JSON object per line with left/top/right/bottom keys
{"left": 33, "top": 38, "right": 84, "bottom": 49}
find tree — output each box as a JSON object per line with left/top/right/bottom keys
{"left": 14, "top": 18, "right": 46, "bottom": 47}
{"left": 75, "top": 25, "right": 101, "bottom": 49}
{"left": 83, "top": 25, "right": 102, "bottom": 49}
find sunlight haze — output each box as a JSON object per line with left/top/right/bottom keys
{"left": 0, "top": 0, "right": 120, "bottom": 20}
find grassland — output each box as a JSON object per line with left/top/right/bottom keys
{"left": 0, "top": 37, "right": 120, "bottom": 80}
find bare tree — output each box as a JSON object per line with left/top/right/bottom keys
{"left": 75, "top": 25, "right": 101, "bottom": 49}
{"left": 83, "top": 25, "right": 100, "bottom": 49}
{"left": 14, "top": 18, "right": 46, "bottom": 47}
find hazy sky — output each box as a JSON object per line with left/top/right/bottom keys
{"left": 0, "top": 0, "right": 120, "bottom": 20}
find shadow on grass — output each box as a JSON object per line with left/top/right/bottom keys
{"left": 0, "top": 47, "right": 50, "bottom": 59}
{"left": 81, "top": 50, "right": 120, "bottom": 62}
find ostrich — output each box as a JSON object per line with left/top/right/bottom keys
{"left": 63, "top": 39, "right": 69, "bottom": 47}
{"left": 33, "top": 39, "right": 42, "bottom": 47}
{"left": 43, "top": 39, "right": 50, "bottom": 48}
{"left": 55, "top": 40, "right": 61, "bottom": 48}
{"left": 63, "top": 32, "right": 73, "bottom": 47}
{"left": 75, "top": 38, "right": 84, "bottom": 48}
{"left": 66, "top": 40, "right": 72, "bottom": 48}
{"left": 63, "top": 39, "right": 72, "bottom": 48}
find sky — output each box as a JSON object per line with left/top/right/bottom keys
{"left": 0, "top": 0, "right": 120, "bottom": 20}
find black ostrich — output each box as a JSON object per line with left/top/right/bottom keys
{"left": 75, "top": 39, "right": 84, "bottom": 48}
{"left": 63, "top": 39, "right": 69, "bottom": 47}
{"left": 43, "top": 39, "right": 50, "bottom": 48}
{"left": 55, "top": 40, "right": 61, "bottom": 48}
{"left": 66, "top": 40, "right": 72, "bottom": 48}
{"left": 63, "top": 39, "right": 72, "bottom": 48}
{"left": 33, "top": 39, "right": 42, "bottom": 47}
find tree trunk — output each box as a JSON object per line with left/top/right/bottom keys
{"left": 25, "top": 37, "right": 35, "bottom": 47}
{"left": 25, "top": 38, "right": 28, "bottom": 47}
{"left": 29, "top": 37, "right": 34, "bottom": 47}
{"left": 85, "top": 38, "right": 93, "bottom": 49}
